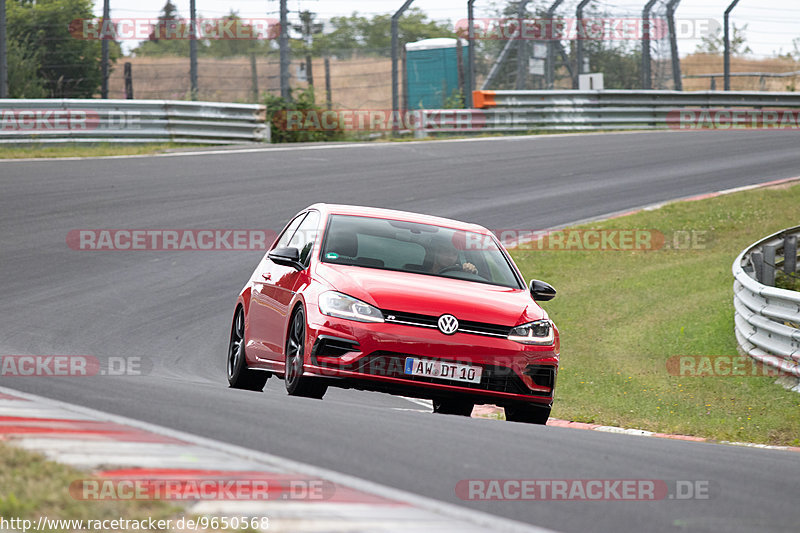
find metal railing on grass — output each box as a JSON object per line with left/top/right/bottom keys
{"left": 0, "top": 99, "right": 268, "bottom": 144}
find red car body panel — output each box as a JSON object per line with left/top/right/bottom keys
{"left": 235, "top": 204, "right": 560, "bottom": 408}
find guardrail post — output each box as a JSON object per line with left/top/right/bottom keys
{"left": 784, "top": 236, "right": 797, "bottom": 275}
{"left": 751, "top": 251, "right": 764, "bottom": 284}
{"left": 763, "top": 244, "right": 778, "bottom": 287}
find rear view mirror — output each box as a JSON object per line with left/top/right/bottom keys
{"left": 529, "top": 279, "right": 556, "bottom": 301}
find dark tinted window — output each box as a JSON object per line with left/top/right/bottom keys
{"left": 321, "top": 215, "right": 521, "bottom": 289}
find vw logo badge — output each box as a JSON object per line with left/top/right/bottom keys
{"left": 437, "top": 314, "right": 459, "bottom": 335}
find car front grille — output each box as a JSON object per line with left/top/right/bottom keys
{"left": 381, "top": 309, "right": 513, "bottom": 338}
{"left": 346, "top": 352, "right": 550, "bottom": 397}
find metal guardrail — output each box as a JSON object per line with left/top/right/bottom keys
{"left": 733, "top": 226, "right": 800, "bottom": 380}
{"left": 0, "top": 99, "right": 268, "bottom": 144}
{"left": 414, "top": 90, "right": 800, "bottom": 135}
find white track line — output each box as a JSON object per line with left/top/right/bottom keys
{"left": 0, "top": 130, "right": 661, "bottom": 163}
{"left": 0, "top": 385, "right": 557, "bottom": 533}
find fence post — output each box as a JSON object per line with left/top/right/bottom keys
{"left": 574, "top": 0, "right": 593, "bottom": 89}
{"left": 641, "top": 0, "right": 659, "bottom": 90}
{"left": 279, "top": 0, "right": 291, "bottom": 100}
{"left": 456, "top": 38, "right": 465, "bottom": 103}
{"left": 466, "top": 0, "right": 475, "bottom": 107}
{"left": 250, "top": 53, "right": 259, "bottom": 103}
{"left": 124, "top": 62, "right": 134, "bottom": 99}
{"left": 724, "top": 0, "right": 741, "bottom": 91}
{"left": 391, "top": 0, "right": 414, "bottom": 135}
{"left": 516, "top": 1, "right": 530, "bottom": 90}
{"left": 189, "top": 0, "right": 198, "bottom": 100}
{"left": 324, "top": 57, "right": 332, "bottom": 110}
{"left": 545, "top": 0, "right": 563, "bottom": 90}
{"left": 667, "top": 0, "right": 682, "bottom": 91}
{"left": 101, "top": 0, "right": 110, "bottom": 98}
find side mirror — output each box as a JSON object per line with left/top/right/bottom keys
{"left": 268, "top": 247, "right": 303, "bottom": 270}
{"left": 529, "top": 279, "right": 556, "bottom": 301}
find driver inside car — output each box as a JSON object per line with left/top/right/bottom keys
{"left": 430, "top": 243, "right": 478, "bottom": 275}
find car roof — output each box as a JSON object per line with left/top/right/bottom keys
{"left": 306, "top": 203, "right": 492, "bottom": 235}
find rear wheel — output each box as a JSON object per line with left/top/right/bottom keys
{"left": 285, "top": 306, "right": 328, "bottom": 399}
{"left": 504, "top": 404, "right": 551, "bottom": 424}
{"left": 227, "top": 307, "right": 269, "bottom": 391}
{"left": 432, "top": 398, "right": 474, "bottom": 416}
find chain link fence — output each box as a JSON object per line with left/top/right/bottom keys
{"left": 2, "top": 1, "right": 799, "bottom": 106}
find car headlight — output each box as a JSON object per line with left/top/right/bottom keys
{"left": 319, "top": 291, "right": 384, "bottom": 323}
{"left": 508, "top": 320, "right": 554, "bottom": 345}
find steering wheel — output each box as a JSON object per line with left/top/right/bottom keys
{"left": 438, "top": 264, "right": 466, "bottom": 275}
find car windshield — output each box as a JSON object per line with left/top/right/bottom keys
{"left": 320, "top": 214, "right": 522, "bottom": 289}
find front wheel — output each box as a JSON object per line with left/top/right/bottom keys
{"left": 504, "top": 404, "right": 551, "bottom": 424}
{"left": 284, "top": 306, "right": 328, "bottom": 399}
{"left": 227, "top": 307, "right": 269, "bottom": 391}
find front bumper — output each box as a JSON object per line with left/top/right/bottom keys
{"left": 304, "top": 306, "right": 559, "bottom": 406}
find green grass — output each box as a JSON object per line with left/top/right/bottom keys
{"left": 511, "top": 182, "right": 800, "bottom": 445}
{"left": 0, "top": 441, "right": 177, "bottom": 531}
{"left": 0, "top": 143, "right": 200, "bottom": 159}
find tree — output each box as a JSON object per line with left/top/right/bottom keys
{"left": 6, "top": 38, "right": 47, "bottom": 98}
{"left": 312, "top": 8, "right": 455, "bottom": 57}
{"left": 133, "top": 0, "right": 193, "bottom": 56}
{"left": 205, "top": 12, "right": 270, "bottom": 58}
{"left": 695, "top": 23, "right": 752, "bottom": 56}
{"left": 7, "top": 0, "right": 117, "bottom": 97}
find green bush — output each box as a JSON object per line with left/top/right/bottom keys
{"left": 265, "top": 87, "right": 344, "bottom": 143}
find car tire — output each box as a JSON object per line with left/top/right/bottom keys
{"left": 227, "top": 307, "right": 269, "bottom": 391}
{"left": 432, "top": 399, "right": 474, "bottom": 416}
{"left": 285, "top": 306, "right": 328, "bottom": 399}
{"left": 504, "top": 404, "right": 551, "bottom": 424}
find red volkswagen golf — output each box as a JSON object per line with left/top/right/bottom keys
{"left": 227, "top": 204, "right": 559, "bottom": 424}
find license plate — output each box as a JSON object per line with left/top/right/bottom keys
{"left": 403, "top": 357, "right": 482, "bottom": 384}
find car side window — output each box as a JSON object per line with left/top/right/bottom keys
{"left": 292, "top": 211, "right": 321, "bottom": 266}
{"left": 275, "top": 213, "right": 307, "bottom": 250}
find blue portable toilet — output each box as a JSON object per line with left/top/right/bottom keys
{"left": 405, "top": 38, "right": 468, "bottom": 109}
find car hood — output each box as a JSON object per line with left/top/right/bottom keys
{"left": 315, "top": 263, "right": 545, "bottom": 326}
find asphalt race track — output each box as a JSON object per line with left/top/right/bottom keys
{"left": 2, "top": 130, "right": 800, "bottom": 533}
